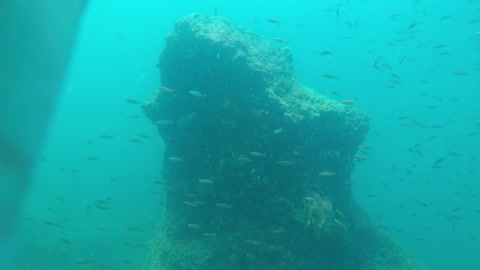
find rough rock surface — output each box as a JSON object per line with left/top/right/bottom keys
{"left": 143, "top": 14, "right": 423, "bottom": 270}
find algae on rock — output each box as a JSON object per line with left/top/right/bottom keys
{"left": 143, "top": 13, "right": 423, "bottom": 270}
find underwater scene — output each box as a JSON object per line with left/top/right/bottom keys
{"left": 14, "top": 0, "right": 480, "bottom": 269}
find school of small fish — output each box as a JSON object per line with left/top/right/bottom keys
{"left": 22, "top": 2, "right": 480, "bottom": 269}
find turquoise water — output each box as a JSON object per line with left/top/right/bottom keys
{"left": 15, "top": 0, "right": 479, "bottom": 269}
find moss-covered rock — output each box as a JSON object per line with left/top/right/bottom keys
{"left": 143, "top": 13, "right": 423, "bottom": 270}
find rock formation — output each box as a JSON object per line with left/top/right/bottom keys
{"left": 143, "top": 14, "right": 423, "bottom": 270}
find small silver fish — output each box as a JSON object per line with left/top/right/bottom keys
{"left": 321, "top": 73, "right": 338, "bottom": 79}
{"left": 273, "top": 128, "right": 283, "bottom": 134}
{"left": 319, "top": 50, "right": 333, "bottom": 55}
{"left": 189, "top": 90, "right": 206, "bottom": 98}
{"left": 125, "top": 99, "right": 141, "bottom": 104}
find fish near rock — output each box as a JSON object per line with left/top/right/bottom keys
{"left": 189, "top": 90, "right": 206, "bottom": 97}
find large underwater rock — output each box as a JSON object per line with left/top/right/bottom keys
{"left": 143, "top": 14, "right": 423, "bottom": 270}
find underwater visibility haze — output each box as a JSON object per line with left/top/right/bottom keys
{"left": 8, "top": 0, "right": 480, "bottom": 269}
